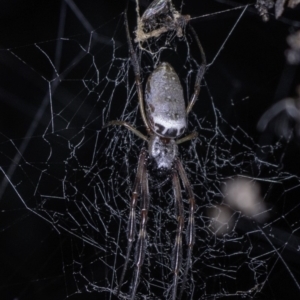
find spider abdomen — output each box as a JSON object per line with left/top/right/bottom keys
{"left": 145, "top": 62, "right": 186, "bottom": 138}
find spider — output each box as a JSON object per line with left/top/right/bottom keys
{"left": 105, "top": 2, "right": 206, "bottom": 299}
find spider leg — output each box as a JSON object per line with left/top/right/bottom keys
{"left": 104, "top": 120, "right": 148, "bottom": 142}
{"left": 176, "top": 131, "right": 198, "bottom": 145}
{"left": 130, "top": 148, "right": 150, "bottom": 299}
{"left": 124, "top": 10, "right": 151, "bottom": 133}
{"left": 186, "top": 25, "right": 206, "bottom": 115}
{"left": 176, "top": 159, "right": 196, "bottom": 300}
{"left": 117, "top": 149, "right": 148, "bottom": 296}
{"left": 171, "top": 166, "right": 184, "bottom": 300}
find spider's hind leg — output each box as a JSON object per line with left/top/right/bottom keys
{"left": 186, "top": 25, "right": 206, "bottom": 115}
{"left": 124, "top": 9, "right": 150, "bottom": 132}
{"left": 104, "top": 120, "right": 148, "bottom": 142}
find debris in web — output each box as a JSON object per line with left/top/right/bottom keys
{"left": 135, "top": 0, "right": 190, "bottom": 43}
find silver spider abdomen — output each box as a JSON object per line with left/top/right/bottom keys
{"left": 145, "top": 62, "right": 186, "bottom": 138}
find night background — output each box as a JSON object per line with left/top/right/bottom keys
{"left": 0, "top": 1, "right": 300, "bottom": 299}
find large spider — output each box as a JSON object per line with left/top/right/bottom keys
{"left": 106, "top": 2, "right": 206, "bottom": 299}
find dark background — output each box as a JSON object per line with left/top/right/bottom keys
{"left": 0, "top": 1, "right": 300, "bottom": 299}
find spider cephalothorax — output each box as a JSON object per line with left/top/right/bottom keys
{"left": 149, "top": 135, "right": 178, "bottom": 169}
{"left": 105, "top": 1, "right": 206, "bottom": 299}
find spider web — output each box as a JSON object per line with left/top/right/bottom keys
{"left": 0, "top": 1, "right": 300, "bottom": 299}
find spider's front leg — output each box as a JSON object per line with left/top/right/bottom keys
{"left": 130, "top": 148, "right": 150, "bottom": 299}
{"left": 176, "top": 159, "right": 196, "bottom": 300}
{"left": 117, "top": 149, "right": 148, "bottom": 297}
{"left": 171, "top": 166, "right": 184, "bottom": 300}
